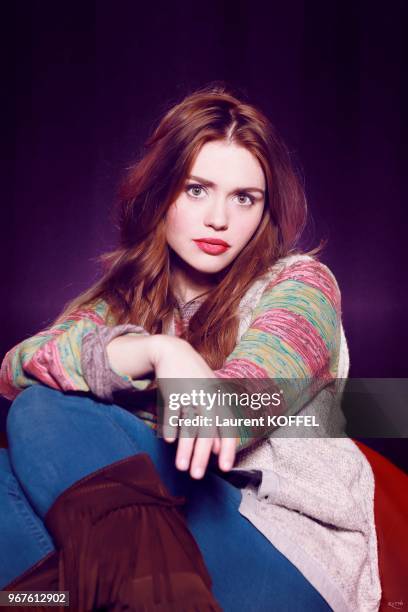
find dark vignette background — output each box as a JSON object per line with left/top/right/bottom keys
{"left": 1, "top": 1, "right": 407, "bottom": 468}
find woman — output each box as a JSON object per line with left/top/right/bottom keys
{"left": 0, "top": 86, "right": 381, "bottom": 611}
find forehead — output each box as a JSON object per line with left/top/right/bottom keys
{"left": 189, "top": 140, "right": 265, "bottom": 188}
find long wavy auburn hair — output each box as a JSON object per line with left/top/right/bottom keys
{"left": 55, "top": 84, "right": 323, "bottom": 369}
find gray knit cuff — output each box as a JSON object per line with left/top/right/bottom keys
{"left": 81, "top": 324, "right": 151, "bottom": 403}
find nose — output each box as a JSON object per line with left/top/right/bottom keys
{"left": 203, "top": 196, "right": 228, "bottom": 231}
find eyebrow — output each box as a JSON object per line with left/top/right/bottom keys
{"left": 187, "top": 175, "right": 265, "bottom": 196}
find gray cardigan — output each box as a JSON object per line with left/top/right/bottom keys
{"left": 222, "top": 255, "right": 380, "bottom": 611}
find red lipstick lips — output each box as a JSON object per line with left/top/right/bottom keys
{"left": 193, "top": 238, "right": 230, "bottom": 255}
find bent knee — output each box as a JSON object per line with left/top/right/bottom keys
{"left": 7, "top": 385, "right": 67, "bottom": 439}
{"left": 7, "top": 385, "right": 107, "bottom": 445}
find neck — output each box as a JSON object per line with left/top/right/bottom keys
{"left": 170, "top": 252, "right": 218, "bottom": 304}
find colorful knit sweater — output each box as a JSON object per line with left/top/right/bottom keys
{"left": 0, "top": 255, "right": 341, "bottom": 452}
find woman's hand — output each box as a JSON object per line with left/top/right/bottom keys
{"left": 149, "top": 335, "right": 238, "bottom": 479}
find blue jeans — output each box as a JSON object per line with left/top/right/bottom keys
{"left": 0, "top": 385, "right": 331, "bottom": 611}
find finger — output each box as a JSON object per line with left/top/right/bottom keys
{"left": 162, "top": 401, "right": 180, "bottom": 443}
{"left": 175, "top": 436, "right": 196, "bottom": 471}
{"left": 190, "top": 437, "right": 214, "bottom": 479}
{"left": 212, "top": 436, "right": 221, "bottom": 455}
{"left": 218, "top": 437, "right": 238, "bottom": 472}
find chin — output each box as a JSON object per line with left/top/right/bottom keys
{"left": 169, "top": 244, "right": 235, "bottom": 275}
{"left": 187, "top": 259, "right": 229, "bottom": 274}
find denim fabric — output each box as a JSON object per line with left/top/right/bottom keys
{"left": 1, "top": 385, "right": 331, "bottom": 611}
{"left": 0, "top": 449, "right": 54, "bottom": 587}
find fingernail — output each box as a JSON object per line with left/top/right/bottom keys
{"left": 221, "top": 461, "right": 232, "bottom": 471}
{"left": 192, "top": 467, "right": 204, "bottom": 479}
{"left": 177, "top": 459, "right": 189, "bottom": 470}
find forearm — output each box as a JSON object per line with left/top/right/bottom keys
{"left": 106, "top": 334, "right": 188, "bottom": 380}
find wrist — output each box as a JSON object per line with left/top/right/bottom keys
{"left": 106, "top": 334, "right": 154, "bottom": 379}
{"left": 148, "top": 334, "right": 189, "bottom": 370}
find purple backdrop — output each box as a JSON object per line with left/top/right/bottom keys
{"left": 1, "top": 1, "right": 407, "bottom": 464}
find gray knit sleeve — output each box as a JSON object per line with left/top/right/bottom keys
{"left": 81, "top": 324, "right": 152, "bottom": 403}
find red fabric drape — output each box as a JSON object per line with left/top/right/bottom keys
{"left": 353, "top": 440, "right": 408, "bottom": 611}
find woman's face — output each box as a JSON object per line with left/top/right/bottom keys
{"left": 166, "top": 140, "right": 266, "bottom": 277}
